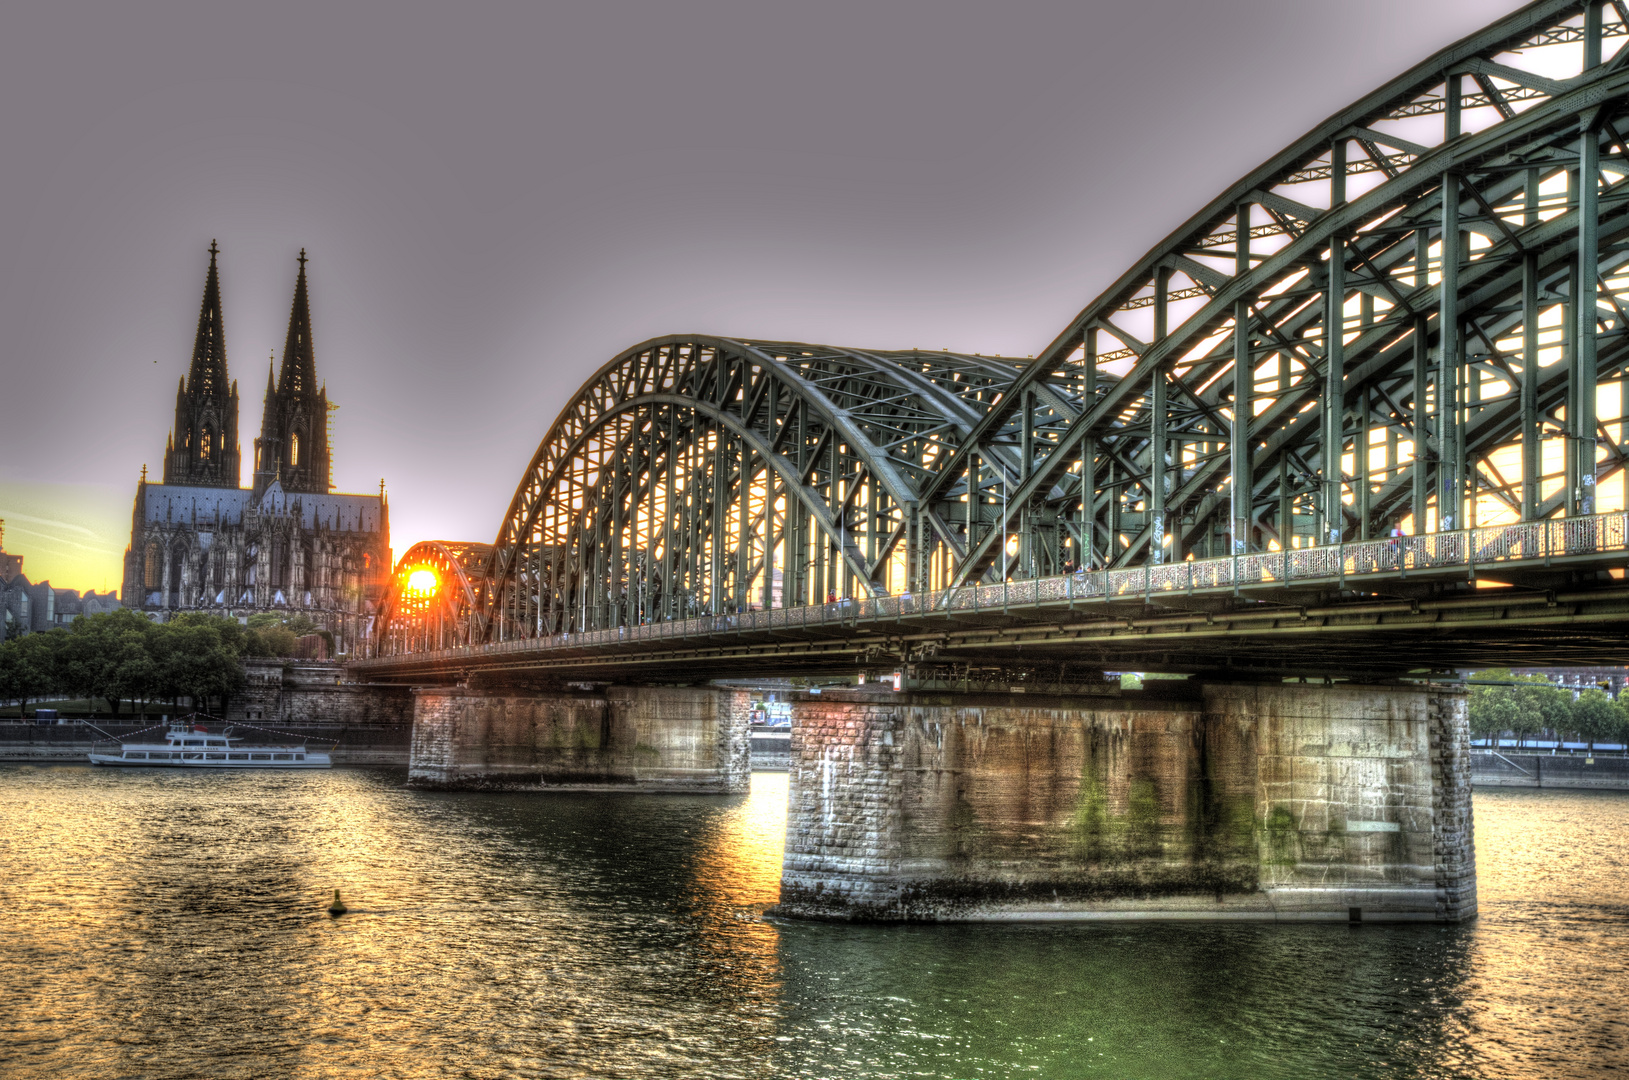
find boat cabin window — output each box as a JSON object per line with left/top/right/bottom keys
{"left": 296, "top": 754, "right": 305, "bottom": 761}
{"left": 206, "top": 753, "right": 225, "bottom": 760}
{"left": 250, "top": 753, "right": 270, "bottom": 760}
{"left": 273, "top": 754, "right": 291, "bottom": 761}
{"left": 183, "top": 753, "right": 202, "bottom": 760}
{"left": 228, "top": 753, "right": 247, "bottom": 760}
{"left": 184, "top": 740, "right": 204, "bottom": 747}
{"left": 208, "top": 740, "right": 226, "bottom": 747}
{"left": 127, "top": 752, "right": 146, "bottom": 759}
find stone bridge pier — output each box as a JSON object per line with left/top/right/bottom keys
{"left": 407, "top": 684, "right": 751, "bottom": 793}
{"left": 774, "top": 680, "right": 1476, "bottom": 923}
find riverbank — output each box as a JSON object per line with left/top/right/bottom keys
{"left": 1472, "top": 750, "right": 1629, "bottom": 790}
{"left": 749, "top": 727, "right": 789, "bottom": 771}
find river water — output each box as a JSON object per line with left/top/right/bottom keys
{"left": 0, "top": 766, "right": 1624, "bottom": 1080}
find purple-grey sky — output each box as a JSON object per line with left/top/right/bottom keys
{"left": 0, "top": 0, "right": 1518, "bottom": 591}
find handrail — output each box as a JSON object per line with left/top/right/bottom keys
{"left": 366, "top": 510, "right": 1629, "bottom": 664}
{"left": 1489, "top": 751, "right": 1535, "bottom": 776}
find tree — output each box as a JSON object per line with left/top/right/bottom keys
{"left": 149, "top": 619, "right": 245, "bottom": 716}
{"left": 1468, "top": 669, "right": 1570, "bottom": 747}
{"left": 244, "top": 612, "right": 328, "bottom": 656}
{"left": 0, "top": 631, "right": 63, "bottom": 715}
{"left": 245, "top": 612, "right": 299, "bottom": 657}
{"left": 110, "top": 627, "right": 159, "bottom": 719}
{"left": 1568, "top": 688, "right": 1625, "bottom": 750}
{"left": 56, "top": 609, "right": 154, "bottom": 715}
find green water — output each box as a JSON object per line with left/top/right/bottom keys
{"left": 0, "top": 767, "right": 1623, "bottom": 1078}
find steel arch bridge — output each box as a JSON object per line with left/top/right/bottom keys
{"left": 372, "top": 0, "right": 1629, "bottom": 669}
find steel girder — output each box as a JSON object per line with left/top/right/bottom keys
{"left": 934, "top": 0, "right": 1629, "bottom": 587}
{"left": 376, "top": 1, "right": 1629, "bottom": 662}
{"left": 482, "top": 335, "right": 1068, "bottom": 641}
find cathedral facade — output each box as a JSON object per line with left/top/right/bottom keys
{"left": 122, "top": 244, "right": 391, "bottom": 654}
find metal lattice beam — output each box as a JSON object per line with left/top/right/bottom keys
{"left": 373, "top": 1, "right": 1629, "bottom": 668}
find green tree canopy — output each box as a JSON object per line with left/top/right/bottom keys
{"left": 244, "top": 612, "right": 333, "bottom": 656}
{"left": 1569, "top": 688, "right": 1627, "bottom": 747}
{"left": 1468, "top": 669, "right": 1574, "bottom": 746}
{"left": 1, "top": 611, "right": 258, "bottom": 716}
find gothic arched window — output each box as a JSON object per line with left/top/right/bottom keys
{"left": 143, "top": 544, "right": 162, "bottom": 591}
{"left": 200, "top": 426, "right": 214, "bottom": 462}
{"left": 272, "top": 535, "right": 289, "bottom": 591}
{"left": 169, "top": 546, "right": 186, "bottom": 604}
{"left": 290, "top": 431, "right": 301, "bottom": 468}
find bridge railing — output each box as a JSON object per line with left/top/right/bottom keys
{"left": 376, "top": 510, "right": 1629, "bottom": 662}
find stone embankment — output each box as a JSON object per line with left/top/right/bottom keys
{"left": 1472, "top": 751, "right": 1629, "bottom": 790}
{"left": 750, "top": 727, "right": 790, "bottom": 770}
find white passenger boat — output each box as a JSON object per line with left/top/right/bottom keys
{"left": 87, "top": 721, "right": 331, "bottom": 769}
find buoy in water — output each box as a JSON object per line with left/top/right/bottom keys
{"left": 328, "top": 889, "right": 347, "bottom": 916}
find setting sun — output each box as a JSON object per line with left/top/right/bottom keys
{"left": 405, "top": 567, "right": 438, "bottom": 596}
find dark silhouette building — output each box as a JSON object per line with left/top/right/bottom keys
{"left": 252, "top": 251, "right": 329, "bottom": 498}
{"left": 163, "top": 242, "right": 241, "bottom": 489}
{"left": 122, "top": 245, "right": 390, "bottom": 653}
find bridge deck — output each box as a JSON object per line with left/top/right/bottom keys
{"left": 354, "top": 513, "right": 1629, "bottom": 682}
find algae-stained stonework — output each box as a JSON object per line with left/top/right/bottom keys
{"left": 776, "top": 681, "right": 1474, "bottom": 923}
{"left": 407, "top": 685, "right": 751, "bottom": 793}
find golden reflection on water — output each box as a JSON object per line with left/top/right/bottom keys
{"left": 1447, "top": 788, "right": 1629, "bottom": 1078}
{"left": 685, "top": 773, "right": 788, "bottom": 1005}
{"left": 692, "top": 771, "right": 790, "bottom": 910}
{"left": 1, "top": 766, "right": 1626, "bottom": 1079}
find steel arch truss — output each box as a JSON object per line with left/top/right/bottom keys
{"left": 375, "top": 541, "right": 494, "bottom": 655}
{"left": 933, "top": 0, "right": 1629, "bottom": 585}
{"left": 379, "top": 1, "right": 1629, "bottom": 660}
{"left": 483, "top": 336, "right": 1079, "bottom": 640}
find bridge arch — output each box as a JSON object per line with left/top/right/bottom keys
{"left": 374, "top": 540, "right": 493, "bottom": 655}
{"left": 929, "top": 0, "right": 1629, "bottom": 584}
{"left": 372, "top": 2, "right": 1629, "bottom": 660}
{"left": 481, "top": 335, "right": 1087, "bottom": 640}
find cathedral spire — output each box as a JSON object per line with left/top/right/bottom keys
{"left": 253, "top": 358, "right": 278, "bottom": 496}
{"left": 162, "top": 242, "right": 241, "bottom": 488}
{"left": 257, "top": 250, "right": 331, "bottom": 495}
{"left": 279, "top": 248, "right": 317, "bottom": 399}
{"left": 188, "top": 240, "right": 229, "bottom": 398}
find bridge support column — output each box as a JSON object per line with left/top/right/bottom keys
{"left": 408, "top": 685, "right": 750, "bottom": 793}
{"left": 774, "top": 680, "right": 1474, "bottom": 923}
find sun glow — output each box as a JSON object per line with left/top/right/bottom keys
{"left": 405, "top": 568, "right": 438, "bottom": 597}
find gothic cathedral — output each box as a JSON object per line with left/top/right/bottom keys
{"left": 122, "top": 244, "right": 391, "bottom": 653}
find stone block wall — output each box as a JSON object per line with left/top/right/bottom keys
{"left": 230, "top": 659, "right": 413, "bottom": 728}
{"left": 776, "top": 680, "right": 1474, "bottom": 924}
{"left": 1471, "top": 750, "right": 1629, "bottom": 790}
{"left": 408, "top": 685, "right": 750, "bottom": 793}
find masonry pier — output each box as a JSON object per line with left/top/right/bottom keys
{"left": 775, "top": 680, "right": 1476, "bottom": 924}
{"left": 407, "top": 685, "right": 751, "bottom": 792}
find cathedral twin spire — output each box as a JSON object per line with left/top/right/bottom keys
{"left": 163, "top": 241, "right": 239, "bottom": 487}
{"left": 160, "top": 243, "right": 332, "bottom": 496}
{"left": 253, "top": 249, "right": 330, "bottom": 497}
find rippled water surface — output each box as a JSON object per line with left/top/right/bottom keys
{"left": 1, "top": 767, "right": 1625, "bottom": 1079}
